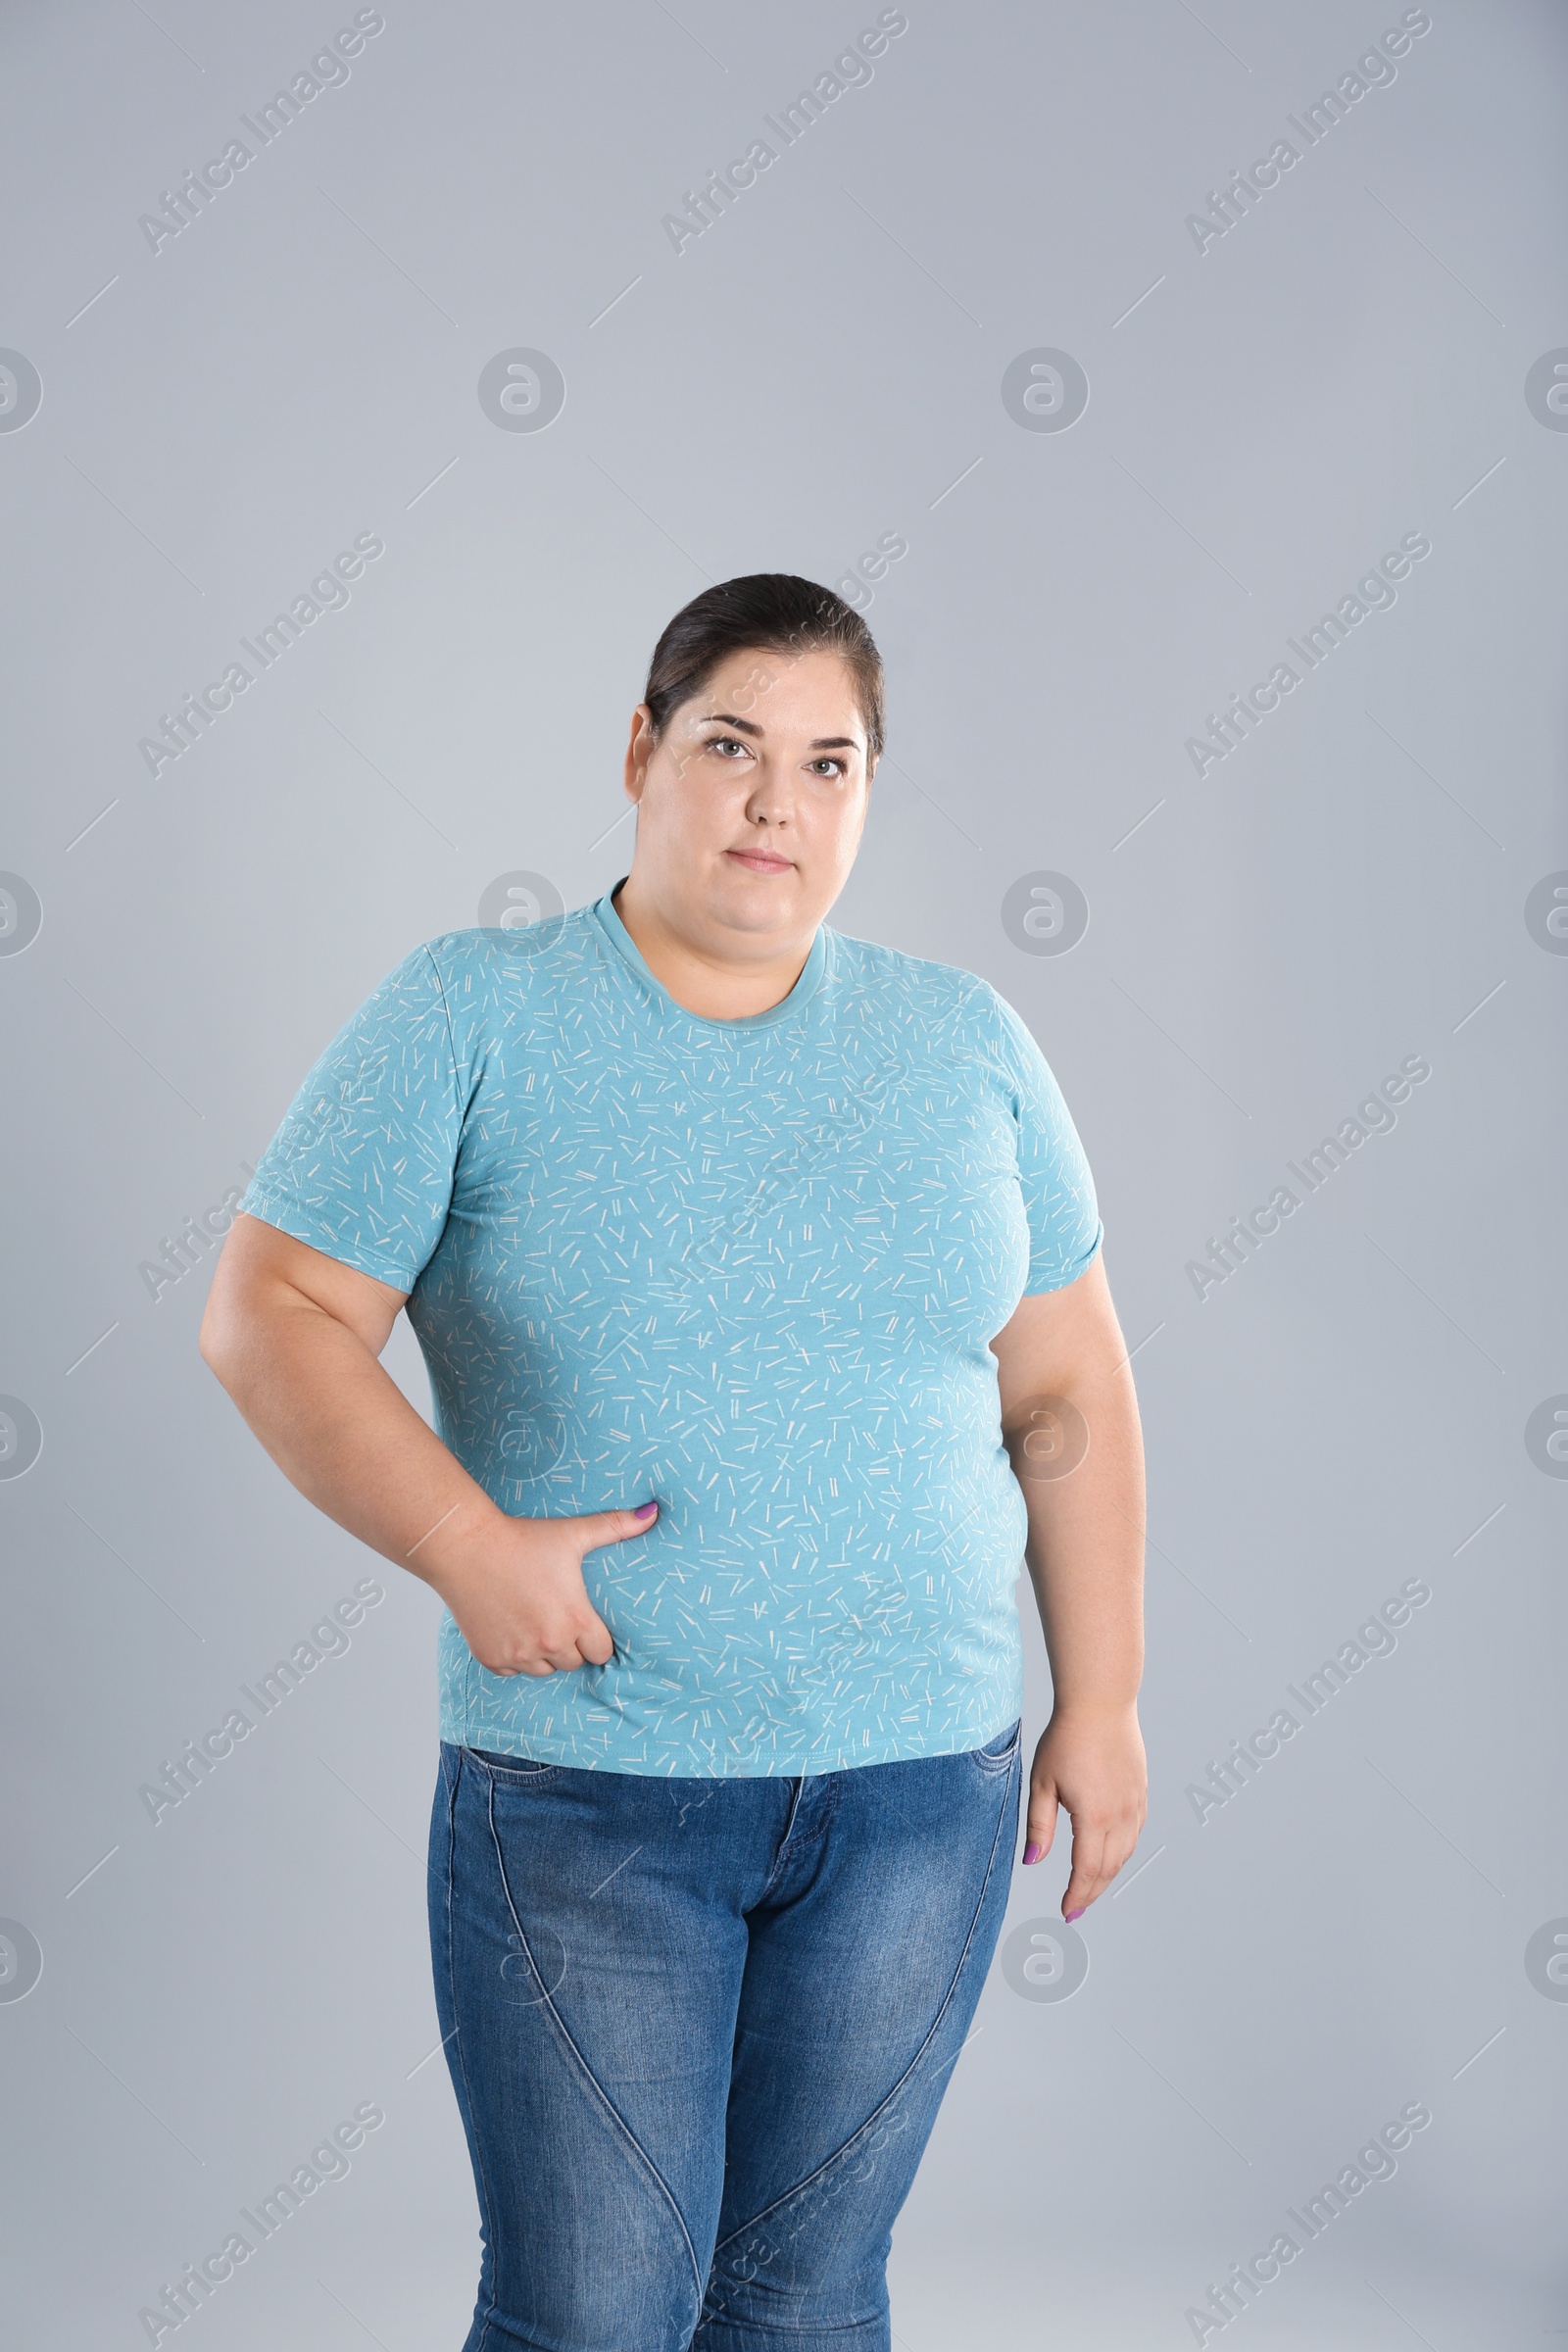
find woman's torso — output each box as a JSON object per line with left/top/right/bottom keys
{"left": 242, "top": 887, "right": 1102, "bottom": 1775}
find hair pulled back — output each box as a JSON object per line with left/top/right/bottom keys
{"left": 642, "top": 573, "right": 885, "bottom": 761}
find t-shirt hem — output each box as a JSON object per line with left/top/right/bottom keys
{"left": 438, "top": 1715, "right": 1022, "bottom": 1778}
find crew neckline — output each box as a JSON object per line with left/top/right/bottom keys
{"left": 591, "top": 880, "right": 827, "bottom": 1032}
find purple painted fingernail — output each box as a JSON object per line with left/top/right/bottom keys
{"left": 634, "top": 1501, "right": 658, "bottom": 1521}
{"left": 1065, "top": 1906, "right": 1085, "bottom": 1922}
{"left": 1021, "top": 1841, "right": 1042, "bottom": 1865}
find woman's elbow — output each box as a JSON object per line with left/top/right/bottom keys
{"left": 198, "top": 1251, "right": 258, "bottom": 1387}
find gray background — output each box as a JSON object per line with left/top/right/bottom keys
{"left": 2, "top": 0, "right": 1564, "bottom": 2343}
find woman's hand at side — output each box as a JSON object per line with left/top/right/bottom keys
{"left": 200, "top": 1215, "right": 655, "bottom": 1677}
{"left": 1025, "top": 1701, "right": 1148, "bottom": 1922}
{"left": 430, "top": 1502, "right": 657, "bottom": 1678}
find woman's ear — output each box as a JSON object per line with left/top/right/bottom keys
{"left": 624, "top": 704, "right": 655, "bottom": 801}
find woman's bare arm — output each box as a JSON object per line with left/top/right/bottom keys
{"left": 990, "top": 1252, "right": 1148, "bottom": 1917}
{"left": 199, "top": 1213, "right": 656, "bottom": 1675}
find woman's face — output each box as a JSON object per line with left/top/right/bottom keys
{"left": 622, "top": 645, "right": 874, "bottom": 942}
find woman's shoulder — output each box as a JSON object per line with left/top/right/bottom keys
{"left": 334, "top": 909, "right": 603, "bottom": 1067}
{"left": 409, "top": 905, "right": 600, "bottom": 995}
{"left": 826, "top": 921, "right": 1006, "bottom": 1037}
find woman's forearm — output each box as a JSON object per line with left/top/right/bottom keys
{"left": 201, "top": 1281, "right": 504, "bottom": 1592}
{"left": 1017, "top": 1363, "right": 1146, "bottom": 1713}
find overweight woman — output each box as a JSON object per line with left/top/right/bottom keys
{"left": 201, "top": 573, "right": 1148, "bottom": 2352}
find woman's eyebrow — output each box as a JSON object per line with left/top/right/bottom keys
{"left": 697, "top": 712, "right": 862, "bottom": 753}
{"left": 698, "top": 711, "right": 762, "bottom": 736}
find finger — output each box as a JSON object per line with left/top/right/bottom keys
{"left": 574, "top": 1615, "right": 615, "bottom": 1668}
{"left": 1022, "top": 1779, "right": 1059, "bottom": 1865}
{"left": 578, "top": 1500, "right": 659, "bottom": 1552}
{"left": 1061, "top": 1823, "right": 1109, "bottom": 1920}
{"left": 1062, "top": 1811, "right": 1145, "bottom": 1918}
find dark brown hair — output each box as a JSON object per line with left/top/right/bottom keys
{"left": 642, "top": 573, "right": 886, "bottom": 762}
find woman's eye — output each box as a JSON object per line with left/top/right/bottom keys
{"left": 708, "top": 736, "right": 748, "bottom": 759}
{"left": 809, "top": 758, "right": 845, "bottom": 778}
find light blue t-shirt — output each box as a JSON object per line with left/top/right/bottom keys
{"left": 242, "top": 885, "right": 1102, "bottom": 1776}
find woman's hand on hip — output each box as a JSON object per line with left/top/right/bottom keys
{"left": 430, "top": 1502, "right": 658, "bottom": 1677}
{"left": 1022, "top": 1700, "right": 1148, "bottom": 1920}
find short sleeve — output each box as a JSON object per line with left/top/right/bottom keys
{"left": 979, "top": 983, "right": 1103, "bottom": 1295}
{"left": 240, "top": 944, "right": 467, "bottom": 1292}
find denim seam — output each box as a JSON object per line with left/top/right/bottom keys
{"left": 707, "top": 1748, "right": 1019, "bottom": 2266}
{"left": 755, "top": 1775, "right": 810, "bottom": 1904}
{"left": 484, "top": 1770, "right": 707, "bottom": 2316}
{"left": 443, "top": 1748, "right": 506, "bottom": 2352}
{"left": 466, "top": 1747, "right": 559, "bottom": 1780}
{"left": 697, "top": 2312, "right": 883, "bottom": 2343}
{"left": 969, "top": 1719, "right": 1023, "bottom": 1776}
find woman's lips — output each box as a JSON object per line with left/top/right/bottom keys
{"left": 725, "top": 849, "right": 794, "bottom": 873}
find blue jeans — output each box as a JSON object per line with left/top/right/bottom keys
{"left": 427, "top": 1723, "right": 1023, "bottom": 2351}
